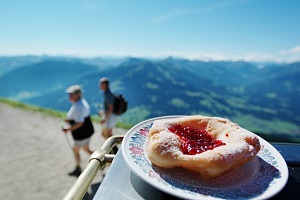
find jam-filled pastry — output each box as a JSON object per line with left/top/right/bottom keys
{"left": 147, "top": 115, "right": 261, "bottom": 179}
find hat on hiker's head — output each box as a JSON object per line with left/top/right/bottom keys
{"left": 99, "top": 77, "right": 110, "bottom": 86}
{"left": 99, "top": 77, "right": 109, "bottom": 83}
{"left": 66, "top": 85, "right": 82, "bottom": 98}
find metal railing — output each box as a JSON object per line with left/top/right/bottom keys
{"left": 63, "top": 135, "right": 124, "bottom": 200}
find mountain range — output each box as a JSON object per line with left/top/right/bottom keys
{"left": 0, "top": 56, "right": 299, "bottom": 142}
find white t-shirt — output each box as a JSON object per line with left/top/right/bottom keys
{"left": 66, "top": 98, "right": 90, "bottom": 123}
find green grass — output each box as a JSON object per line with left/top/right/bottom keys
{"left": 231, "top": 114, "right": 300, "bottom": 143}
{"left": 115, "top": 121, "right": 133, "bottom": 130}
{"left": 0, "top": 98, "right": 66, "bottom": 118}
{"left": 2, "top": 98, "right": 299, "bottom": 142}
{"left": 0, "top": 98, "right": 132, "bottom": 130}
{"left": 171, "top": 98, "right": 189, "bottom": 108}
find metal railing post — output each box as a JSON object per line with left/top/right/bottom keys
{"left": 63, "top": 135, "right": 123, "bottom": 200}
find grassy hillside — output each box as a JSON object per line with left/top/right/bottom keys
{"left": 1, "top": 57, "right": 299, "bottom": 143}
{"left": 0, "top": 98, "right": 66, "bottom": 118}
{"left": 0, "top": 98, "right": 133, "bottom": 130}
{"left": 1, "top": 98, "right": 299, "bottom": 143}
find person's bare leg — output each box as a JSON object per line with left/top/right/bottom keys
{"left": 68, "top": 146, "right": 82, "bottom": 176}
{"left": 106, "top": 128, "right": 113, "bottom": 138}
{"left": 101, "top": 127, "right": 108, "bottom": 139}
{"left": 73, "top": 146, "right": 81, "bottom": 167}
{"left": 102, "top": 127, "right": 112, "bottom": 139}
{"left": 82, "top": 145, "right": 93, "bottom": 155}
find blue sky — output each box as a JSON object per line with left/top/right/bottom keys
{"left": 1, "top": 0, "right": 300, "bottom": 62}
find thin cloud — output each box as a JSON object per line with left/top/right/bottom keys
{"left": 280, "top": 45, "right": 300, "bottom": 55}
{"left": 165, "top": 51, "right": 298, "bottom": 63}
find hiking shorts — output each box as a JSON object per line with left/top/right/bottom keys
{"left": 74, "top": 137, "right": 91, "bottom": 147}
{"left": 104, "top": 114, "right": 117, "bottom": 129}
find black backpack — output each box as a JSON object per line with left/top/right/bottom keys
{"left": 113, "top": 94, "right": 128, "bottom": 115}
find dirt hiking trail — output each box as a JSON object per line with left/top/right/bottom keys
{"left": 0, "top": 102, "right": 126, "bottom": 200}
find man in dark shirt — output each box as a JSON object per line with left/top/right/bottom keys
{"left": 99, "top": 77, "right": 117, "bottom": 139}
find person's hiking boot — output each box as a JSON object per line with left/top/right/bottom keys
{"left": 68, "top": 166, "right": 82, "bottom": 177}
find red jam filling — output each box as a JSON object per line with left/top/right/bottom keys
{"left": 168, "top": 124, "right": 226, "bottom": 155}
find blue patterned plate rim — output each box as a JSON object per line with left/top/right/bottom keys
{"left": 122, "top": 116, "right": 289, "bottom": 200}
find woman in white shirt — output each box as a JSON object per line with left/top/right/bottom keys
{"left": 63, "top": 85, "right": 94, "bottom": 177}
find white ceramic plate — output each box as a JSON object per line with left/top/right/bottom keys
{"left": 122, "top": 116, "right": 289, "bottom": 199}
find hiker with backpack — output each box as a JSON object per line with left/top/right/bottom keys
{"left": 99, "top": 77, "right": 118, "bottom": 139}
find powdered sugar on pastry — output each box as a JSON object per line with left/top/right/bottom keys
{"left": 147, "top": 115, "right": 261, "bottom": 179}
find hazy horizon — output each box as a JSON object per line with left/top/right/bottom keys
{"left": 1, "top": 0, "right": 299, "bottom": 63}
